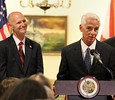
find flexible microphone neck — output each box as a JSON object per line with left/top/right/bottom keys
{"left": 90, "top": 49, "right": 114, "bottom": 80}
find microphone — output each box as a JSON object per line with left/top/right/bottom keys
{"left": 90, "top": 49, "right": 103, "bottom": 64}
{"left": 90, "top": 49, "right": 114, "bottom": 80}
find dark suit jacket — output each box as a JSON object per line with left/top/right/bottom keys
{"left": 103, "top": 36, "right": 115, "bottom": 48}
{"left": 57, "top": 39, "right": 115, "bottom": 80}
{"left": 0, "top": 35, "right": 43, "bottom": 81}
{"left": 103, "top": 37, "right": 115, "bottom": 100}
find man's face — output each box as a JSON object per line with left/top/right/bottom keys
{"left": 9, "top": 13, "right": 27, "bottom": 37}
{"left": 80, "top": 18, "right": 100, "bottom": 46}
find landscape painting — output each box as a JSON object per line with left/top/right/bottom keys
{"left": 25, "top": 15, "right": 67, "bottom": 55}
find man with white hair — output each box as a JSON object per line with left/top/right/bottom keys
{"left": 57, "top": 13, "right": 115, "bottom": 100}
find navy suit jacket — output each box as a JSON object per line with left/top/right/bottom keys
{"left": 0, "top": 35, "right": 43, "bottom": 81}
{"left": 57, "top": 39, "right": 115, "bottom": 80}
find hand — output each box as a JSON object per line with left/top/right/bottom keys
{"left": 112, "top": 95, "right": 115, "bottom": 100}
{"left": 52, "top": 85, "right": 56, "bottom": 96}
{"left": 52, "top": 85, "right": 59, "bottom": 99}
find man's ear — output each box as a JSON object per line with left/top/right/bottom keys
{"left": 8, "top": 23, "right": 11, "bottom": 27}
{"left": 79, "top": 24, "right": 83, "bottom": 32}
{"left": 8, "top": 23, "right": 13, "bottom": 33}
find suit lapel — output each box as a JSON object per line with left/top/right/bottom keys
{"left": 73, "top": 41, "right": 88, "bottom": 73}
{"left": 9, "top": 35, "right": 23, "bottom": 71}
{"left": 89, "top": 40, "right": 102, "bottom": 72}
{"left": 24, "top": 38, "right": 32, "bottom": 74}
{"left": 90, "top": 57, "right": 97, "bottom": 73}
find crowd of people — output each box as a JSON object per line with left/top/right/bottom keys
{"left": 0, "top": 73, "right": 55, "bottom": 100}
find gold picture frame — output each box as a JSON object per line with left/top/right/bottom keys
{"left": 25, "top": 15, "right": 67, "bottom": 55}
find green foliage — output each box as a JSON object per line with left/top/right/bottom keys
{"left": 42, "top": 34, "right": 65, "bottom": 52}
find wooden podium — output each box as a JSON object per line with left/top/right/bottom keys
{"left": 55, "top": 80, "right": 115, "bottom": 96}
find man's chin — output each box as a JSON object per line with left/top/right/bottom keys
{"left": 88, "top": 40, "right": 95, "bottom": 44}
{"left": 20, "top": 31, "right": 26, "bottom": 34}
{"left": 89, "top": 38, "right": 95, "bottom": 41}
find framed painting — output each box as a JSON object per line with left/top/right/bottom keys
{"left": 24, "top": 15, "right": 67, "bottom": 55}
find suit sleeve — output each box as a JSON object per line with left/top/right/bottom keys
{"left": 108, "top": 48, "right": 115, "bottom": 79}
{"left": 36, "top": 44, "right": 44, "bottom": 73}
{"left": 0, "top": 44, "right": 7, "bottom": 81}
{"left": 57, "top": 48, "right": 69, "bottom": 80}
{"left": 103, "top": 40, "right": 115, "bottom": 79}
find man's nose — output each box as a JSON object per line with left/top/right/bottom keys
{"left": 90, "top": 29, "right": 96, "bottom": 34}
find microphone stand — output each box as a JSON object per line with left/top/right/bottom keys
{"left": 94, "top": 54, "right": 114, "bottom": 80}
{"left": 90, "top": 49, "right": 114, "bottom": 80}
{"left": 101, "top": 62, "right": 114, "bottom": 80}
{"left": 99, "top": 59, "right": 115, "bottom": 99}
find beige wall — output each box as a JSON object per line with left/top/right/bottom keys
{"left": 6, "top": 0, "right": 110, "bottom": 79}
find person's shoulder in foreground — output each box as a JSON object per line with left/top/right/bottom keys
{"left": 103, "top": 36, "right": 115, "bottom": 48}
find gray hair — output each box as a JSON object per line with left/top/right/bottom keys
{"left": 81, "top": 13, "right": 100, "bottom": 26}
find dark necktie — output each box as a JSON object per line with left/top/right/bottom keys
{"left": 18, "top": 42, "right": 25, "bottom": 71}
{"left": 84, "top": 47, "right": 91, "bottom": 71}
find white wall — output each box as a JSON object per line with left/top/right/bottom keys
{"left": 5, "top": 0, "right": 110, "bottom": 79}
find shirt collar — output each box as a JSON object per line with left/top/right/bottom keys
{"left": 13, "top": 34, "right": 25, "bottom": 46}
{"left": 81, "top": 39, "right": 96, "bottom": 53}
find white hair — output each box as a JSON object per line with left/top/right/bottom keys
{"left": 81, "top": 13, "right": 100, "bottom": 26}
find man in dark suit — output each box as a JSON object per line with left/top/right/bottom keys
{"left": 57, "top": 13, "right": 115, "bottom": 100}
{"left": 0, "top": 12, "right": 43, "bottom": 82}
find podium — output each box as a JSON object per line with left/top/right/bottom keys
{"left": 55, "top": 80, "right": 115, "bottom": 96}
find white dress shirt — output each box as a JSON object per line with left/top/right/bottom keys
{"left": 13, "top": 34, "right": 25, "bottom": 54}
{"left": 81, "top": 39, "right": 96, "bottom": 65}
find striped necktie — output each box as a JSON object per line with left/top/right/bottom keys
{"left": 18, "top": 42, "right": 25, "bottom": 71}
{"left": 84, "top": 47, "right": 91, "bottom": 72}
